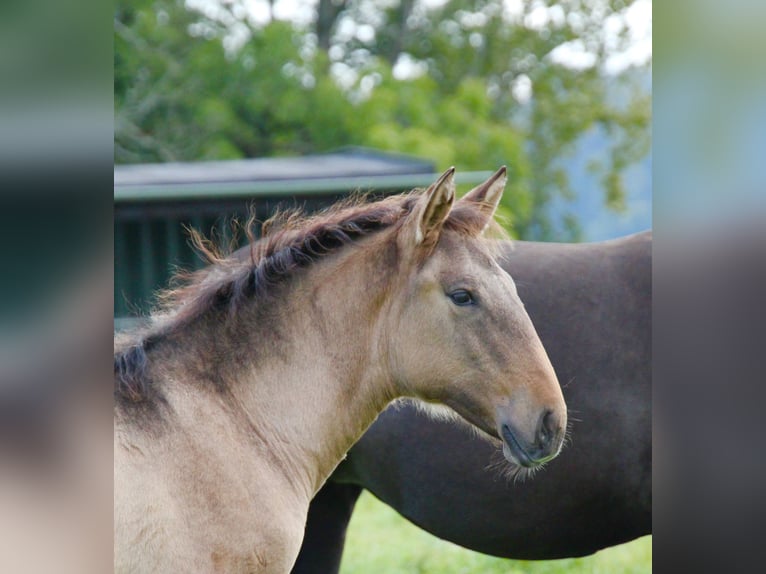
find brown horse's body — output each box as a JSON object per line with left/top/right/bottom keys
{"left": 114, "top": 169, "right": 567, "bottom": 573}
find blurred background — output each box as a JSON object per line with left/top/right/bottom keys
{"left": 114, "top": 0, "right": 652, "bottom": 241}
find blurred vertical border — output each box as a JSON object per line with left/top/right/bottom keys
{"left": 0, "top": 0, "right": 113, "bottom": 571}
{"left": 655, "top": 1, "right": 766, "bottom": 572}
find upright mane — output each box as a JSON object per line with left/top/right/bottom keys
{"left": 114, "top": 188, "right": 505, "bottom": 404}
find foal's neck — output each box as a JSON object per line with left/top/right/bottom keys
{"left": 244, "top": 254, "right": 400, "bottom": 498}
{"left": 164, "top": 241, "right": 400, "bottom": 501}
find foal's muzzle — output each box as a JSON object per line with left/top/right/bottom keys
{"left": 501, "top": 410, "right": 562, "bottom": 467}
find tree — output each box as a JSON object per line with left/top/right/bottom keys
{"left": 114, "top": 0, "right": 651, "bottom": 240}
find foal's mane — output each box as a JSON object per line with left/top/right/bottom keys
{"left": 115, "top": 189, "right": 504, "bottom": 404}
{"left": 147, "top": 194, "right": 402, "bottom": 338}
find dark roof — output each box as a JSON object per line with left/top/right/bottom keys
{"left": 114, "top": 147, "right": 435, "bottom": 188}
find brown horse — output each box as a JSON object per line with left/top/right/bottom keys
{"left": 113, "top": 168, "right": 567, "bottom": 573}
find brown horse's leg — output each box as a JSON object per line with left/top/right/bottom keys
{"left": 291, "top": 483, "right": 363, "bottom": 574}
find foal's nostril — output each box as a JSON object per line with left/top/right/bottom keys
{"left": 537, "top": 409, "right": 556, "bottom": 450}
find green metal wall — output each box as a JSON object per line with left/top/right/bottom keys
{"left": 114, "top": 193, "right": 351, "bottom": 318}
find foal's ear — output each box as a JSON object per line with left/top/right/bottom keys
{"left": 405, "top": 167, "right": 456, "bottom": 249}
{"left": 458, "top": 166, "right": 507, "bottom": 233}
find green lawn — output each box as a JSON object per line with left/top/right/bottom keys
{"left": 340, "top": 492, "right": 651, "bottom": 574}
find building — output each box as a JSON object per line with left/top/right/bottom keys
{"left": 115, "top": 148, "right": 459, "bottom": 322}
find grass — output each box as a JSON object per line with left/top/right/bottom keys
{"left": 339, "top": 492, "right": 651, "bottom": 574}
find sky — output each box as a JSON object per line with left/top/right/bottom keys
{"left": 188, "top": 0, "right": 652, "bottom": 77}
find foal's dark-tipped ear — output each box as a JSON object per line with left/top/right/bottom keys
{"left": 458, "top": 166, "right": 507, "bottom": 233}
{"left": 405, "top": 167, "right": 456, "bottom": 250}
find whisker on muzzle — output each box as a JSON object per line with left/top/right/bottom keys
{"left": 484, "top": 447, "right": 545, "bottom": 484}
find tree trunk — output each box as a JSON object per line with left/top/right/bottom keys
{"left": 385, "top": 0, "right": 415, "bottom": 65}
{"left": 316, "top": 0, "right": 348, "bottom": 52}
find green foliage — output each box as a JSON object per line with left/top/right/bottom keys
{"left": 340, "top": 491, "right": 652, "bottom": 574}
{"left": 114, "top": 0, "right": 651, "bottom": 240}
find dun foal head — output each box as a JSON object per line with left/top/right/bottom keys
{"left": 385, "top": 167, "right": 567, "bottom": 470}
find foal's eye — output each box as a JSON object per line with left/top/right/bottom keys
{"left": 448, "top": 289, "right": 475, "bottom": 306}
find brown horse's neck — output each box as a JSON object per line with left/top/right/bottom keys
{"left": 147, "top": 236, "right": 401, "bottom": 501}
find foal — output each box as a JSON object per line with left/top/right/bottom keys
{"left": 114, "top": 168, "right": 567, "bottom": 573}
